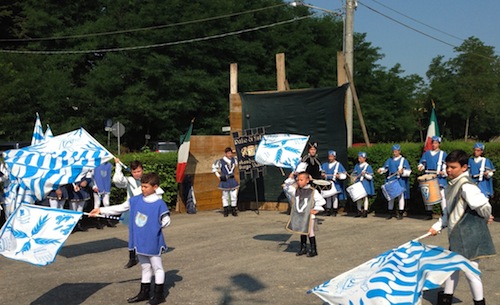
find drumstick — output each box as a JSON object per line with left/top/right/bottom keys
{"left": 83, "top": 212, "right": 122, "bottom": 221}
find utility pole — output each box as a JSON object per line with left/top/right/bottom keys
{"left": 345, "top": 0, "right": 356, "bottom": 147}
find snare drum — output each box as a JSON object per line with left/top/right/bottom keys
{"left": 346, "top": 182, "right": 367, "bottom": 202}
{"left": 418, "top": 174, "right": 442, "bottom": 205}
{"left": 381, "top": 180, "right": 405, "bottom": 201}
{"left": 313, "top": 180, "right": 340, "bottom": 198}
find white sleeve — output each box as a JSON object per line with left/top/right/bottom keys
{"left": 161, "top": 214, "right": 171, "bottom": 227}
{"left": 401, "top": 169, "right": 412, "bottom": 177}
{"left": 283, "top": 178, "right": 296, "bottom": 197}
{"left": 462, "top": 184, "right": 492, "bottom": 219}
{"left": 212, "top": 160, "right": 221, "bottom": 178}
{"left": 364, "top": 173, "right": 373, "bottom": 180}
{"left": 378, "top": 167, "right": 387, "bottom": 174}
{"left": 100, "top": 200, "right": 130, "bottom": 215}
{"left": 313, "top": 190, "right": 325, "bottom": 211}
{"left": 112, "top": 162, "right": 128, "bottom": 189}
{"left": 338, "top": 172, "right": 347, "bottom": 180}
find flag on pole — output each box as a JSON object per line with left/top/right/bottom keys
{"left": 255, "top": 134, "right": 309, "bottom": 169}
{"left": 31, "top": 113, "right": 45, "bottom": 146}
{"left": 44, "top": 124, "right": 53, "bottom": 139}
{"left": 3, "top": 128, "right": 113, "bottom": 210}
{"left": 423, "top": 106, "right": 440, "bottom": 151}
{"left": 176, "top": 119, "right": 194, "bottom": 183}
{"left": 308, "top": 240, "right": 480, "bottom": 305}
{"left": 0, "top": 204, "right": 82, "bottom": 266}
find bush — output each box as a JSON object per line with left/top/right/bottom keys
{"left": 348, "top": 142, "right": 500, "bottom": 217}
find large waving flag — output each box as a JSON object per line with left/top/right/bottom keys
{"left": 0, "top": 204, "right": 82, "bottom": 266}
{"left": 309, "top": 240, "right": 480, "bottom": 305}
{"left": 3, "top": 128, "right": 113, "bottom": 209}
{"left": 423, "top": 106, "right": 440, "bottom": 151}
{"left": 31, "top": 113, "right": 45, "bottom": 146}
{"left": 255, "top": 134, "right": 309, "bottom": 169}
{"left": 176, "top": 119, "right": 194, "bottom": 183}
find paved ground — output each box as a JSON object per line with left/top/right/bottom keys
{"left": 1, "top": 210, "right": 499, "bottom": 305}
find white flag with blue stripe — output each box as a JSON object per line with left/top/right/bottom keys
{"left": 31, "top": 113, "right": 45, "bottom": 145}
{"left": 0, "top": 204, "right": 81, "bottom": 266}
{"left": 44, "top": 124, "right": 53, "bottom": 138}
{"left": 255, "top": 134, "right": 309, "bottom": 169}
{"left": 308, "top": 240, "right": 480, "bottom": 305}
{"left": 3, "top": 128, "right": 113, "bottom": 210}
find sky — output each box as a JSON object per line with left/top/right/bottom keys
{"left": 304, "top": 0, "right": 500, "bottom": 80}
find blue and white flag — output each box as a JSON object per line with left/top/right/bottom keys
{"left": 255, "top": 134, "right": 309, "bottom": 169}
{"left": 0, "top": 204, "right": 82, "bottom": 266}
{"left": 309, "top": 240, "right": 480, "bottom": 305}
{"left": 44, "top": 124, "right": 53, "bottom": 139}
{"left": 31, "top": 113, "right": 45, "bottom": 146}
{"left": 3, "top": 128, "right": 113, "bottom": 209}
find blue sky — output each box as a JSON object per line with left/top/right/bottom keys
{"left": 304, "top": 0, "right": 500, "bottom": 80}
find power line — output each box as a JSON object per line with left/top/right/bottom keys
{"left": 0, "top": 16, "right": 313, "bottom": 55}
{"left": 0, "top": 3, "right": 287, "bottom": 43}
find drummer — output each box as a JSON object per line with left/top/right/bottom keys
{"left": 417, "top": 136, "right": 448, "bottom": 220}
{"left": 320, "top": 150, "right": 347, "bottom": 216}
{"left": 301, "top": 142, "right": 323, "bottom": 180}
{"left": 352, "top": 151, "right": 375, "bottom": 218}
{"left": 377, "top": 144, "right": 411, "bottom": 220}
{"left": 468, "top": 142, "right": 495, "bottom": 199}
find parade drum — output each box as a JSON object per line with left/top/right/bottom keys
{"left": 346, "top": 182, "right": 367, "bottom": 202}
{"left": 313, "top": 180, "right": 339, "bottom": 198}
{"left": 417, "top": 174, "right": 442, "bottom": 205}
{"left": 381, "top": 180, "right": 405, "bottom": 201}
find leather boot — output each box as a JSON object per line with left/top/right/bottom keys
{"left": 147, "top": 284, "right": 165, "bottom": 305}
{"left": 437, "top": 291, "right": 453, "bottom": 305}
{"left": 474, "top": 299, "right": 486, "bottom": 305}
{"left": 332, "top": 208, "right": 337, "bottom": 217}
{"left": 361, "top": 210, "right": 368, "bottom": 218}
{"left": 95, "top": 219, "right": 105, "bottom": 230}
{"left": 296, "top": 235, "right": 308, "bottom": 256}
{"left": 325, "top": 208, "right": 331, "bottom": 216}
{"left": 124, "top": 249, "right": 138, "bottom": 269}
{"left": 386, "top": 210, "right": 394, "bottom": 220}
{"left": 397, "top": 210, "right": 404, "bottom": 220}
{"left": 223, "top": 207, "right": 229, "bottom": 217}
{"left": 354, "top": 210, "right": 362, "bottom": 218}
{"left": 127, "top": 283, "right": 150, "bottom": 303}
{"left": 307, "top": 236, "right": 317, "bottom": 257}
{"left": 425, "top": 210, "right": 433, "bottom": 220}
{"left": 231, "top": 206, "right": 238, "bottom": 217}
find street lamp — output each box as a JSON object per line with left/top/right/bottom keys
{"left": 289, "top": 2, "right": 342, "bottom": 16}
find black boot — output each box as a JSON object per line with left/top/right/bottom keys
{"left": 127, "top": 283, "right": 150, "bottom": 303}
{"left": 296, "top": 235, "right": 308, "bottom": 256}
{"left": 72, "top": 221, "right": 88, "bottom": 233}
{"left": 147, "top": 284, "right": 165, "bottom": 305}
{"left": 332, "top": 208, "right": 338, "bottom": 217}
{"left": 437, "top": 291, "right": 453, "bottom": 305}
{"left": 106, "top": 219, "right": 117, "bottom": 227}
{"left": 231, "top": 206, "right": 238, "bottom": 217}
{"left": 324, "top": 208, "right": 331, "bottom": 216}
{"left": 95, "top": 219, "right": 105, "bottom": 230}
{"left": 361, "top": 210, "right": 368, "bottom": 218}
{"left": 354, "top": 210, "right": 362, "bottom": 218}
{"left": 124, "top": 249, "right": 138, "bottom": 269}
{"left": 397, "top": 210, "right": 404, "bottom": 220}
{"left": 425, "top": 210, "right": 433, "bottom": 220}
{"left": 386, "top": 210, "right": 394, "bottom": 220}
{"left": 474, "top": 299, "right": 486, "bottom": 305}
{"left": 223, "top": 207, "right": 229, "bottom": 217}
{"left": 307, "top": 236, "right": 317, "bottom": 257}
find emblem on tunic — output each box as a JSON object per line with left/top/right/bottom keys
{"left": 135, "top": 212, "right": 148, "bottom": 227}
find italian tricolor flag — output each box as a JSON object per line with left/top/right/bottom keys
{"left": 423, "top": 108, "right": 439, "bottom": 151}
{"left": 176, "top": 119, "right": 194, "bottom": 183}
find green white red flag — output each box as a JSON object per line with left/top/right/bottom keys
{"left": 176, "top": 119, "right": 194, "bottom": 183}
{"left": 423, "top": 108, "right": 439, "bottom": 151}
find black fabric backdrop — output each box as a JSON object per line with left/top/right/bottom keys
{"left": 238, "top": 84, "right": 349, "bottom": 206}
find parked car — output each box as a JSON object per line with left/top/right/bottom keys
{"left": 149, "top": 141, "right": 178, "bottom": 153}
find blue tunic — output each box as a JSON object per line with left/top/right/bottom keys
{"left": 93, "top": 162, "right": 112, "bottom": 193}
{"left": 68, "top": 177, "right": 92, "bottom": 201}
{"left": 468, "top": 157, "right": 495, "bottom": 198}
{"left": 419, "top": 150, "right": 448, "bottom": 188}
{"left": 214, "top": 157, "right": 239, "bottom": 190}
{"left": 321, "top": 161, "right": 346, "bottom": 200}
{"left": 128, "top": 195, "right": 169, "bottom": 256}
{"left": 381, "top": 156, "right": 411, "bottom": 199}
{"left": 353, "top": 163, "right": 375, "bottom": 196}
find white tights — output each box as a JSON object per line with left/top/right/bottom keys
{"left": 444, "top": 260, "right": 483, "bottom": 301}
{"left": 325, "top": 195, "right": 339, "bottom": 209}
{"left": 357, "top": 197, "right": 369, "bottom": 211}
{"left": 221, "top": 189, "right": 238, "bottom": 207}
{"left": 388, "top": 195, "right": 405, "bottom": 211}
{"left": 138, "top": 254, "right": 165, "bottom": 284}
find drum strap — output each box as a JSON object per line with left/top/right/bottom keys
{"left": 479, "top": 158, "right": 486, "bottom": 181}
{"left": 436, "top": 151, "right": 444, "bottom": 172}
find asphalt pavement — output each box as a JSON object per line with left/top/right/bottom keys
{"left": 1, "top": 210, "right": 499, "bottom": 305}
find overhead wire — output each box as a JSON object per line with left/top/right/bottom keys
{"left": 0, "top": 16, "right": 313, "bottom": 55}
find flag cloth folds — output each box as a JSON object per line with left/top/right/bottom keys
{"left": 176, "top": 120, "right": 194, "bottom": 183}
{"left": 3, "top": 128, "right": 113, "bottom": 210}
{"left": 0, "top": 204, "right": 82, "bottom": 266}
{"left": 31, "top": 113, "right": 45, "bottom": 146}
{"left": 44, "top": 124, "right": 53, "bottom": 139}
{"left": 423, "top": 108, "right": 440, "bottom": 151}
{"left": 308, "top": 240, "right": 480, "bottom": 305}
{"left": 255, "top": 134, "right": 309, "bottom": 169}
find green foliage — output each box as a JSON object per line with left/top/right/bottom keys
{"left": 348, "top": 142, "right": 500, "bottom": 217}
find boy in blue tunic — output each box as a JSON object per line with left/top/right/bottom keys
{"left": 91, "top": 172, "right": 170, "bottom": 304}
{"left": 212, "top": 147, "right": 239, "bottom": 217}
{"left": 320, "top": 150, "right": 347, "bottom": 216}
{"left": 418, "top": 136, "right": 447, "bottom": 220}
{"left": 377, "top": 144, "right": 411, "bottom": 220}
{"left": 428, "top": 150, "right": 495, "bottom": 305}
{"left": 468, "top": 142, "right": 495, "bottom": 199}
{"left": 351, "top": 152, "right": 374, "bottom": 218}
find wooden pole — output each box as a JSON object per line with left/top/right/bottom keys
{"left": 276, "top": 53, "right": 287, "bottom": 91}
